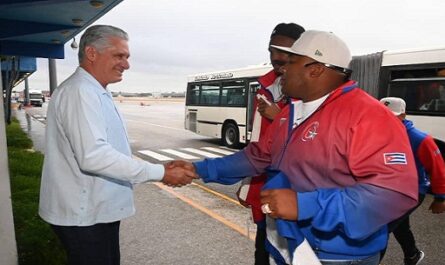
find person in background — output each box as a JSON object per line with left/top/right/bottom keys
{"left": 39, "top": 25, "right": 196, "bottom": 265}
{"left": 380, "top": 97, "right": 445, "bottom": 265}
{"left": 184, "top": 30, "right": 418, "bottom": 264}
{"left": 237, "top": 22, "right": 304, "bottom": 265}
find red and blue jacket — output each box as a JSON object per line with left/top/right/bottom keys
{"left": 243, "top": 70, "right": 289, "bottom": 223}
{"left": 403, "top": 119, "right": 445, "bottom": 198}
{"left": 194, "top": 81, "right": 418, "bottom": 260}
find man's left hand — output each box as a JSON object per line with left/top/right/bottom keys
{"left": 260, "top": 189, "right": 298, "bottom": 220}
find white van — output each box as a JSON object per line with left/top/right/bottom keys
{"left": 29, "top": 89, "right": 44, "bottom": 107}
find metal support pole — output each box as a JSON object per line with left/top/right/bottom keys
{"left": 24, "top": 77, "right": 29, "bottom": 106}
{"left": 0, "top": 73, "right": 19, "bottom": 265}
{"left": 48, "top": 58, "right": 57, "bottom": 95}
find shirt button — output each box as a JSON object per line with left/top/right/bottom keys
{"left": 120, "top": 208, "right": 124, "bottom": 211}
{"left": 80, "top": 207, "right": 84, "bottom": 210}
{"left": 82, "top": 190, "right": 86, "bottom": 193}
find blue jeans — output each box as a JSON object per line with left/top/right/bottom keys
{"left": 320, "top": 253, "right": 380, "bottom": 265}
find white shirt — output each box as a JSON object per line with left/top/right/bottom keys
{"left": 39, "top": 67, "right": 164, "bottom": 226}
{"left": 293, "top": 94, "right": 329, "bottom": 128}
{"left": 269, "top": 76, "right": 284, "bottom": 103}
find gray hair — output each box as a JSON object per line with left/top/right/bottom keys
{"left": 78, "top": 25, "right": 129, "bottom": 63}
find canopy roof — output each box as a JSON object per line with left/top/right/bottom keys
{"left": 0, "top": 0, "right": 123, "bottom": 59}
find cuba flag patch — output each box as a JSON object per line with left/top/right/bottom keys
{"left": 384, "top": 153, "right": 407, "bottom": 165}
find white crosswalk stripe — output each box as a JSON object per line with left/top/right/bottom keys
{"left": 137, "top": 146, "right": 234, "bottom": 162}
{"left": 181, "top": 148, "right": 222, "bottom": 158}
{"left": 138, "top": 150, "right": 173, "bottom": 161}
{"left": 201, "top": 147, "right": 235, "bottom": 155}
{"left": 161, "top": 149, "right": 199, "bottom": 160}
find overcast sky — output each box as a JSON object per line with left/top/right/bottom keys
{"left": 15, "top": 0, "right": 445, "bottom": 93}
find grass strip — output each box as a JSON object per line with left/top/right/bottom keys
{"left": 7, "top": 118, "right": 66, "bottom": 265}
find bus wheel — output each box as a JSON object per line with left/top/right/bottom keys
{"left": 222, "top": 122, "right": 239, "bottom": 148}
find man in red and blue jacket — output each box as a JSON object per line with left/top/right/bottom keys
{"left": 380, "top": 97, "right": 445, "bottom": 265}
{"left": 236, "top": 22, "right": 304, "bottom": 265}
{"left": 192, "top": 31, "right": 418, "bottom": 264}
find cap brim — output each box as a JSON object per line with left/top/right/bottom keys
{"left": 391, "top": 111, "right": 403, "bottom": 116}
{"left": 270, "top": 45, "right": 302, "bottom": 56}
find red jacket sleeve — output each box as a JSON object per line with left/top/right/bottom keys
{"left": 417, "top": 136, "right": 445, "bottom": 195}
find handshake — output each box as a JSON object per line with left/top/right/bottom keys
{"left": 161, "top": 160, "right": 199, "bottom": 187}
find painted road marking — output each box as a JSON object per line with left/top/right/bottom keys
{"left": 125, "top": 118, "right": 185, "bottom": 132}
{"left": 133, "top": 155, "right": 254, "bottom": 241}
{"left": 201, "top": 147, "right": 235, "bottom": 155}
{"left": 154, "top": 182, "right": 255, "bottom": 241}
{"left": 138, "top": 150, "right": 173, "bottom": 161}
{"left": 181, "top": 148, "right": 222, "bottom": 158}
{"left": 191, "top": 182, "right": 241, "bottom": 205}
{"left": 160, "top": 149, "right": 199, "bottom": 160}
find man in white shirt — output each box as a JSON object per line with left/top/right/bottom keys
{"left": 39, "top": 25, "right": 196, "bottom": 265}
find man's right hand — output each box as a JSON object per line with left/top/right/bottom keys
{"left": 162, "top": 160, "right": 198, "bottom": 187}
{"left": 258, "top": 98, "right": 281, "bottom": 120}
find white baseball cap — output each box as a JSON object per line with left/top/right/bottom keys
{"left": 380, "top": 97, "right": 406, "bottom": 115}
{"left": 271, "top": 30, "right": 352, "bottom": 73}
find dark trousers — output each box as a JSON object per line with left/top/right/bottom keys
{"left": 51, "top": 221, "right": 121, "bottom": 265}
{"left": 393, "top": 215, "right": 419, "bottom": 258}
{"left": 255, "top": 226, "right": 270, "bottom": 265}
{"left": 392, "top": 194, "right": 425, "bottom": 258}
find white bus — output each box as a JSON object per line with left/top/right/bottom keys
{"left": 351, "top": 46, "right": 445, "bottom": 146}
{"left": 184, "top": 64, "right": 272, "bottom": 148}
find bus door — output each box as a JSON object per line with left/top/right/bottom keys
{"left": 246, "top": 80, "right": 261, "bottom": 141}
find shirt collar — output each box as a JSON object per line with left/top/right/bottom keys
{"left": 76, "top": 66, "right": 112, "bottom": 96}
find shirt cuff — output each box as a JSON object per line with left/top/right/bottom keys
{"left": 146, "top": 163, "right": 165, "bottom": 181}
{"left": 193, "top": 161, "right": 210, "bottom": 182}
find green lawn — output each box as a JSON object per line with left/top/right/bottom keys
{"left": 7, "top": 118, "right": 66, "bottom": 265}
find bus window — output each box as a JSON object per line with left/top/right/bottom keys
{"left": 186, "top": 84, "right": 200, "bottom": 105}
{"left": 421, "top": 82, "right": 445, "bottom": 111}
{"left": 221, "top": 80, "right": 246, "bottom": 106}
{"left": 388, "top": 78, "right": 445, "bottom": 113}
{"left": 200, "top": 82, "right": 220, "bottom": 105}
